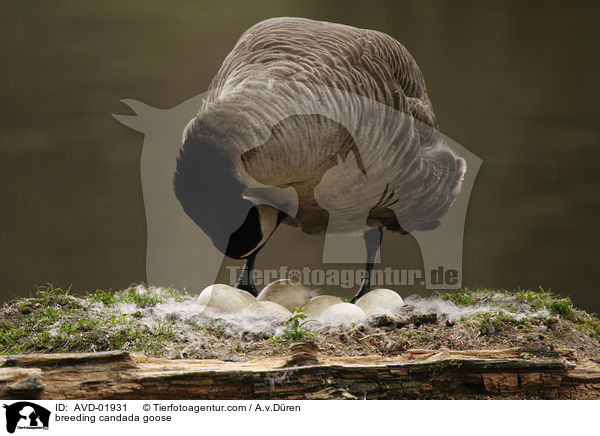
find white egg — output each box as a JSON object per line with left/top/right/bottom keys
{"left": 302, "top": 295, "right": 343, "bottom": 317}
{"left": 356, "top": 288, "right": 404, "bottom": 316}
{"left": 236, "top": 288, "right": 257, "bottom": 306}
{"left": 197, "top": 284, "right": 254, "bottom": 313}
{"left": 247, "top": 301, "right": 293, "bottom": 319}
{"left": 319, "top": 302, "right": 367, "bottom": 325}
{"left": 257, "top": 279, "right": 310, "bottom": 312}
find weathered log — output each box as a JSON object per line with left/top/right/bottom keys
{"left": 1, "top": 349, "right": 598, "bottom": 400}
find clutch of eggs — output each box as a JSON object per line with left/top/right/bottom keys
{"left": 197, "top": 280, "right": 403, "bottom": 326}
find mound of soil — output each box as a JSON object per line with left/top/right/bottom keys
{"left": 1, "top": 286, "right": 599, "bottom": 363}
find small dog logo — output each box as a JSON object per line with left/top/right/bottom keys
{"left": 3, "top": 402, "right": 50, "bottom": 434}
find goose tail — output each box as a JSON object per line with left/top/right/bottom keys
{"left": 411, "top": 141, "right": 467, "bottom": 231}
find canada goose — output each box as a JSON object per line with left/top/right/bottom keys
{"left": 173, "top": 17, "right": 466, "bottom": 303}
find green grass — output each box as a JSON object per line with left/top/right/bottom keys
{"left": 436, "top": 288, "right": 600, "bottom": 343}
{"left": 432, "top": 288, "right": 476, "bottom": 306}
{"left": 30, "top": 283, "right": 84, "bottom": 310}
{"left": 572, "top": 312, "right": 600, "bottom": 342}
{"left": 269, "top": 307, "right": 318, "bottom": 347}
{"left": 86, "top": 286, "right": 187, "bottom": 308}
{"left": 513, "top": 288, "right": 574, "bottom": 317}
{"left": 432, "top": 287, "right": 575, "bottom": 317}
{"left": 0, "top": 284, "right": 188, "bottom": 355}
{"left": 114, "top": 286, "right": 187, "bottom": 307}
{"left": 463, "top": 310, "right": 529, "bottom": 334}
{"left": 86, "top": 289, "right": 117, "bottom": 306}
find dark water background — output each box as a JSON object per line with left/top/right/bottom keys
{"left": 1, "top": 1, "right": 599, "bottom": 312}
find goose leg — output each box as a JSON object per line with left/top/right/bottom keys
{"left": 236, "top": 253, "right": 258, "bottom": 296}
{"left": 350, "top": 227, "right": 383, "bottom": 304}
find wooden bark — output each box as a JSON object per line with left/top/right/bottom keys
{"left": 1, "top": 348, "right": 599, "bottom": 400}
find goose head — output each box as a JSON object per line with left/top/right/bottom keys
{"left": 173, "top": 123, "right": 284, "bottom": 260}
